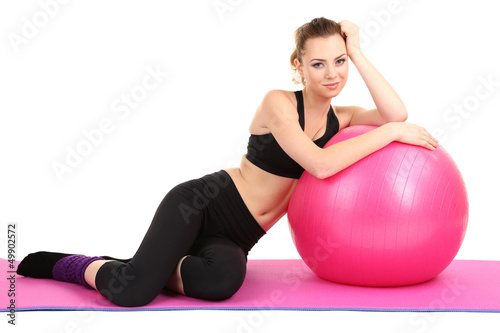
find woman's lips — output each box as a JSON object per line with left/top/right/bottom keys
{"left": 324, "top": 82, "right": 339, "bottom": 89}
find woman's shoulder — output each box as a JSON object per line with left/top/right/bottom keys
{"left": 333, "top": 105, "right": 361, "bottom": 114}
{"left": 261, "top": 89, "right": 296, "bottom": 104}
{"left": 258, "top": 89, "right": 298, "bottom": 114}
{"left": 333, "top": 105, "right": 367, "bottom": 122}
{"left": 249, "top": 89, "right": 298, "bottom": 134}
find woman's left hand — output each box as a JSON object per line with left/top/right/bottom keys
{"left": 339, "top": 20, "right": 362, "bottom": 58}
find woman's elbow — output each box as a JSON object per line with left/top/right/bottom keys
{"left": 310, "top": 163, "right": 337, "bottom": 180}
{"left": 383, "top": 107, "right": 408, "bottom": 123}
{"left": 399, "top": 110, "right": 408, "bottom": 122}
{"left": 306, "top": 150, "right": 336, "bottom": 180}
{"left": 395, "top": 107, "right": 408, "bottom": 122}
{"left": 314, "top": 169, "right": 329, "bottom": 180}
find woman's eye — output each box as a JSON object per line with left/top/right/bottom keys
{"left": 313, "top": 59, "right": 345, "bottom": 68}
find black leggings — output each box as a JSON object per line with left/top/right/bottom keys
{"left": 95, "top": 170, "right": 266, "bottom": 307}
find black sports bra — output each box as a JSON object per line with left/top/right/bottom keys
{"left": 245, "top": 90, "right": 339, "bottom": 179}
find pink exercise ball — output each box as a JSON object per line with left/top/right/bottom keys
{"left": 288, "top": 125, "right": 468, "bottom": 287}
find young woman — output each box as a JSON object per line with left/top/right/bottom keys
{"left": 17, "top": 17, "right": 438, "bottom": 307}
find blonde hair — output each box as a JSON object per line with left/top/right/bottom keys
{"left": 290, "top": 17, "right": 342, "bottom": 86}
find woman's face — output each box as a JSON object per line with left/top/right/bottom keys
{"left": 295, "top": 34, "right": 348, "bottom": 97}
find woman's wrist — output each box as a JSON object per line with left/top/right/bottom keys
{"left": 381, "top": 122, "right": 401, "bottom": 142}
{"left": 348, "top": 49, "right": 365, "bottom": 63}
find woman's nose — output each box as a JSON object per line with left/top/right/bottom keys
{"left": 326, "top": 65, "right": 337, "bottom": 79}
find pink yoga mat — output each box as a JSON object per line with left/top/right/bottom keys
{"left": 1, "top": 259, "right": 499, "bottom": 312}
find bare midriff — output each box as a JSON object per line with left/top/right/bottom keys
{"left": 224, "top": 156, "right": 298, "bottom": 232}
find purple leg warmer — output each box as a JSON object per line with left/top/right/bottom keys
{"left": 52, "top": 255, "right": 104, "bottom": 289}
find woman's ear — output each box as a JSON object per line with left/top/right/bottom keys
{"left": 294, "top": 58, "right": 303, "bottom": 77}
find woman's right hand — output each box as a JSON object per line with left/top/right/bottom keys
{"left": 385, "top": 122, "right": 439, "bottom": 150}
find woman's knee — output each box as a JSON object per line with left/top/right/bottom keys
{"left": 189, "top": 265, "right": 246, "bottom": 300}
{"left": 206, "top": 258, "right": 247, "bottom": 300}
{"left": 95, "top": 261, "right": 160, "bottom": 307}
{"left": 181, "top": 238, "right": 248, "bottom": 300}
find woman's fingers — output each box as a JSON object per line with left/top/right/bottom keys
{"left": 421, "top": 130, "right": 439, "bottom": 150}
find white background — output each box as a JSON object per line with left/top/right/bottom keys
{"left": 1, "top": 0, "right": 499, "bottom": 332}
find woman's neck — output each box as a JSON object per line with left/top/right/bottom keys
{"left": 302, "top": 86, "right": 332, "bottom": 116}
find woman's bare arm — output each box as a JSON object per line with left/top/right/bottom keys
{"left": 262, "top": 90, "right": 437, "bottom": 179}
{"left": 339, "top": 20, "right": 408, "bottom": 126}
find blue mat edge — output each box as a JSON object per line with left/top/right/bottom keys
{"left": 2, "top": 307, "right": 499, "bottom": 313}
